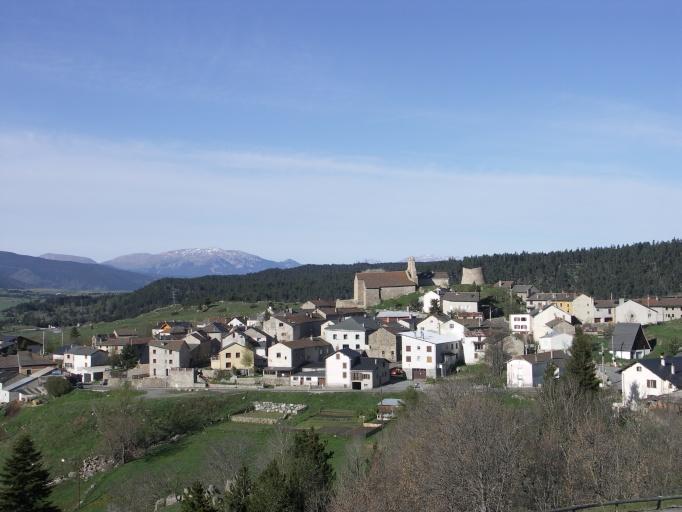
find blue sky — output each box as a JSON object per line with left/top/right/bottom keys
{"left": 1, "top": 1, "right": 681, "bottom": 263}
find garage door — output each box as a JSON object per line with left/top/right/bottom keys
{"left": 412, "top": 368, "right": 427, "bottom": 380}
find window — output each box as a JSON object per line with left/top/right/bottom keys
{"left": 226, "top": 362, "right": 232, "bottom": 368}
{"left": 333, "top": 334, "right": 337, "bottom": 340}
{"left": 343, "top": 334, "right": 348, "bottom": 340}
{"left": 342, "top": 362, "right": 347, "bottom": 369}
{"left": 647, "top": 380, "right": 657, "bottom": 389}
{"left": 276, "top": 352, "right": 282, "bottom": 358}
{"left": 336, "top": 353, "right": 340, "bottom": 359}
{"left": 406, "top": 345, "right": 411, "bottom": 352}
{"left": 355, "top": 344, "right": 360, "bottom": 349}
{"left": 427, "top": 356, "right": 432, "bottom": 363}
{"left": 426, "top": 346, "right": 432, "bottom": 353}
{"left": 235, "top": 353, "right": 240, "bottom": 358}
{"left": 279, "top": 322, "right": 284, "bottom": 327}
{"left": 355, "top": 334, "right": 360, "bottom": 340}
{"left": 152, "top": 358, "right": 156, "bottom": 363}
{"left": 342, "top": 372, "right": 347, "bottom": 378}
{"left": 152, "top": 349, "right": 156, "bottom": 354}
{"left": 636, "top": 366, "right": 642, "bottom": 372}
{"left": 406, "top": 356, "right": 412, "bottom": 362}
{"left": 226, "top": 353, "right": 231, "bottom": 358}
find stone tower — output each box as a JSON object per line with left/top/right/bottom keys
{"left": 461, "top": 267, "right": 485, "bottom": 286}
{"left": 407, "top": 256, "right": 418, "bottom": 284}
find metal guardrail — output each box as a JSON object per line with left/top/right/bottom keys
{"left": 551, "top": 495, "right": 682, "bottom": 512}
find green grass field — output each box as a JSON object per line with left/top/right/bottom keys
{"left": 0, "top": 388, "right": 404, "bottom": 512}
{"left": 644, "top": 319, "right": 682, "bottom": 357}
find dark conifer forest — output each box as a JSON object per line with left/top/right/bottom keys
{"left": 5, "top": 240, "right": 682, "bottom": 327}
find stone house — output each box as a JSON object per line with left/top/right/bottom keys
{"left": 344, "top": 258, "right": 418, "bottom": 308}
{"left": 366, "top": 324, "right": 408, "bottom": 362}
{"left": 264, "top": 338, "right": 333, "bottom": 377}
{"left": 262, "top": 313, "right": 325, "bottom": 341}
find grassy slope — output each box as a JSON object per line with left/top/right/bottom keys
{"left": 644, "top": 319, "right": 682, "bottom": 356}
{"left": 0, "top": 389, "right": 402, "bottom": 512}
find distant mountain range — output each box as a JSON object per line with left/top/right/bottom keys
{"left": 102, "top": 248, "right": 300, "bottom": 278}
{"left": 40, "top": 253, "right": 98, "bottom": 265}
{"left": 0, "top": 249, "right": 301, "bottom": 291}
{"left": 0, "top": 251, "right": 150, "bottom": 291}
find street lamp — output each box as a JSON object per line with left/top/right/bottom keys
{"left": 61, "top": 458, "right": 81, "bottom": 510}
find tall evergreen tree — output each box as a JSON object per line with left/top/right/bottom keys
{"left": 249, "top": 460, "right": 289, "bottom": 512}
{"left": 566, "top": 329, "right": 600, "bottom": 393}
{"left": 0, "top": 435, "right": 59, "bottom": 512}
{"left": 225, "top": 465, "right": 252, "bottom": 512}
{"left": 286, "top": 428, "right": 334, "bottom": 511}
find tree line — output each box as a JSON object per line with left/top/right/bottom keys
{"left": 5, "top": 239, "right": 682, "bottom": 328}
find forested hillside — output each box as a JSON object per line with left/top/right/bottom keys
{"left": 5, "top": 240, "right": 682, "bottom": 328}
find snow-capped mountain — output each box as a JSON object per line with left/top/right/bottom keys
{"left": 103, "top": 248, "right": 300, "bottom": 278}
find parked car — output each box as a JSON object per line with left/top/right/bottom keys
{"left": 390, "top": 367, "right": 405, "bottom": 377}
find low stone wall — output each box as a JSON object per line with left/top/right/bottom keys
{"left": 231, "top": 415, "right": 281, "bottom": 425}
{"left": 253, "top": 401, "right": 307, "bottom": 415}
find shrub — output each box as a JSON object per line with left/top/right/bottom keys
{"left": 44, "top": 376, "right": 73, "bottom": 397}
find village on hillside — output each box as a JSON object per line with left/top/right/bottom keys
{"left": 1, "top": 256, "right": 680, "bottom": 410}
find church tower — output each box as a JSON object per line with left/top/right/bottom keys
{"left": 407, "top": 256, "right": 418, "bottom": 284}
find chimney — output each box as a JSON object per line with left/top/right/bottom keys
{"left": 671, "top": 364, "right": 676, "bottom": 375}
{"left": 660, "top": 355, "right": 666, "bottom": 367}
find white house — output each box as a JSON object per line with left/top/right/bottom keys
{"left": 636, "top": 297, "right": 682, "bottom": 323}
{"left": 323, "top": 317, "right": 380, "bottom": 352}
{"left": 62, "top": 347, "right": 109, "bottom": 382}
{"left": 0, "top": 367, "right": 61, "bottom": 403}
{"left": 228, "top": 317, "right": 246, "bottom": 329}
{"left": 609, "top": 323, "right": 651, "bottom": 360}
{"left": 441, "top": 292, "right": 479, "bottom": 314}
{"left": 416, "top": 314, "right": 465, "bottom": 339}
{"left": 509, "top": 314, "right": 532, "bottom": 334}
{"left": 572, "top": 294, "right": 595, "bottom": 324}
{"left": 401, "top": 331, "right": 460, "bottom": 380}
{"left": 325, "top": 349, "right": 390, "bottom": 389}
{"left": 615, "top": 300, "right": 659, "bottom": 326}
{"left": 461, "top": 329, "right": 487, "bottom": 365}
{"left": 537, "top": 332, "right": 574, "bottom": 353}
{"left": 149, "top": 339, "right": 191, "bottom": 378}
{"left": 620, "top": 355, "right": 681, "bottom": 403}
{"left": 531, "top": 305, "right": 571, "bottom": 340}
{"left": 420, "top": 290, "right": 444, "bottom": 313}
{"left": 506, "top": 351, "right": 567, "bottom": 388}
{"left": 290, "top": 362, "right": 326, "bottom": 387}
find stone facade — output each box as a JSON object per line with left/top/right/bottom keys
{"left": 367, "top": 327, "right": 403, "bottom": 362}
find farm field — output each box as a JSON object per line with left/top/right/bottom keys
{"left": 0, "top": 388, "right": 406, "bottom": 512}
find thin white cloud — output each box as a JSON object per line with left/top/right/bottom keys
{"left": 1, "top": 130, "right": 680, "bottom": 263}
